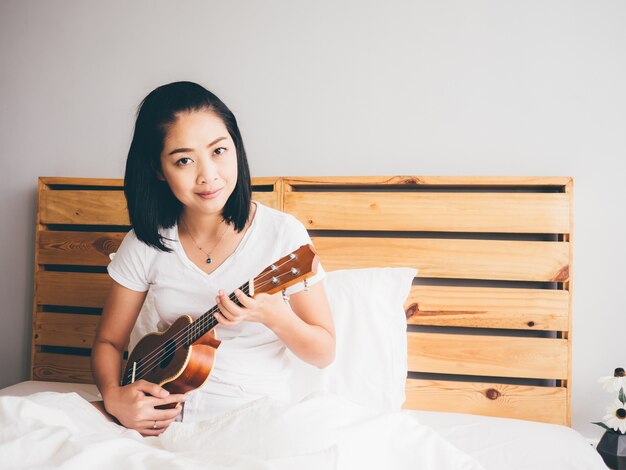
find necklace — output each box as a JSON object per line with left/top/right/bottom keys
{"left": 180, "top": 217, "right": 229, "bottom": 264}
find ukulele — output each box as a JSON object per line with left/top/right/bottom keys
{"left": 119, "top": 244, "right": 320, "bottom": 407}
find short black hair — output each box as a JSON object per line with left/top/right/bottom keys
{"left": 124, "top": 81, "right": 252, "bottom": 252}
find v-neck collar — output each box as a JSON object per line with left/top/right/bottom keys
{"left": 171, "top": 202, "right": 260, "bottom": 281}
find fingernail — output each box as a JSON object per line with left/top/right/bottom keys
{"left": 160, "top": 389, "right": 169, "bottom": 397}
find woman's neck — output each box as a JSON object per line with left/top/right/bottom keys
{"left": 179, "top": 211, "right": 226, "bottom": 241}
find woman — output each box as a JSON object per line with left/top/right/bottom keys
{"left": 91, "top": 81, "right": 335, "bottom": 436}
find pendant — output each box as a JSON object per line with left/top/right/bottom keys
{"left": 206, "top": 258, "right": 212, "bottom": 264}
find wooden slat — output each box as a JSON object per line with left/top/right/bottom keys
{"left": 407, "top": 333, "right": 568, "bottom": 379}
{"left": 312, "top": 237, "right": 570, "bottom": 282}
{"left": 32, "top": 352, "right": 94, "bottom": 383}
{"left": 40, "top": 189, "right": 277, "bottom": 226}
{"left": 286, "top": 192, "right": 571, "bottom": 233}
{"left": 405, "top": 286, "right": 570, "bottom": 330}
{"left": 40, "top": 177, "right": 124, "bottom": 187}
{"left": 563, "top": 179, "right": 574, "bottom": 425}
{"left": 252, "top": 191, "right": 280, "bottom": 210}
{"left": 40, "top": 176, "right": 277, "bottom": 187}
{"left": 251, "top": 177, "right": 280, "bottom": 186}
{"left": 404, "top": 379, "right": 568, "bottom": 425}
{"left": 284, "top": 176, "right": 573, "bottom": 187}
{"left": 38, "top": 194, "right": 275, "bottom": 266}
{"left": 39, "top": 231, "right": 124, "bottom": 266}
{"left": 37, "top": 272, "right": 111, "bottom": 308}
{"left": 31, "top": 179, "right": 46, "bottom": 380}
{"left": 34, "top": 313, "right": 100, "bottom": 348}
{"left": 40, "top": 190, "right": 129, "bottom": 225}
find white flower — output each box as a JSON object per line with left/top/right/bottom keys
{"left": 598, "top": 367, "right": 625, "bottom": 392}
{"left": 603, "top": 399, "right": 626, "bottom": 434}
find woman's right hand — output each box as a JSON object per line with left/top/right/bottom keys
{"left": 102, "top": 380, "right": 187, "bottom": 436}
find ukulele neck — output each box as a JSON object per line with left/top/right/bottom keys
{"left": 186, "top": 280, "right": 250, "bottom": 345}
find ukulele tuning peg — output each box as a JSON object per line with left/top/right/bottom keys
{"left": 282, "top": 289, "right": 290, "bottom": 303}
{"left": 303, "top": 279, "right": 309, "bottom": 292}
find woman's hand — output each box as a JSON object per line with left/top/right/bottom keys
{"left": 102, "top": 380, "right": 187, "bottom": 436}
{"left": 214, "top": 289, "right": 289, "bottom": 329}
{"left": 215, "top": 281, "right": 335, "bottom": 368}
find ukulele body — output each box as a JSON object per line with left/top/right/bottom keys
{"left": 122, "top": 315, "right": 221, "bottom": 396}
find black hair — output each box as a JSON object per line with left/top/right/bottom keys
{"left": 124, "top": 81, "right": 252, "bottom": 252}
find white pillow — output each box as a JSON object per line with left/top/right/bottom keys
{"left": 289, "top": 267, "right": 417, "bottom": 411}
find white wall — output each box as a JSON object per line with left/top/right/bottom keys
{"left": 1, "top": 0, "right": 624, "bottom": 439}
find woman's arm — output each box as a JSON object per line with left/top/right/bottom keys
{"left": 215, "top": 280, "right": 335, "bottom": 368}
{"left": 91, "top": 281, "right": 186, "bottom": 435}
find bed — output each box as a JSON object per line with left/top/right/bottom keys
{"left": 0, "top": 176, "right": 607, "bottom": 469}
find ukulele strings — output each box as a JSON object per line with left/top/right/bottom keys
{"left": 124, "top": 258, "right": 302, "bottom": 383}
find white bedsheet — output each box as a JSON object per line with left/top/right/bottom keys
{"left": 407, "top": 410, "right": 607, "bottom": 470}
{"left": 0, "top": 391, "right": 485, "bottom": 470}
{"left": 0, "top": 382, "right": 607, "bottom": 469}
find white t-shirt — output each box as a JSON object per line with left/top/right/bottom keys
{"left": 107, "top": 202, "right": 325, "bottom": 420}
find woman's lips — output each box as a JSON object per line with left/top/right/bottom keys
{"left": 197, "top": 188, "right": 222, "bottom": 199}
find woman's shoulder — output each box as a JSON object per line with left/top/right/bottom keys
{"left": 254, "top": 201, "right": 306, "bottom": 234}
{"left": 253, "top": 201, "right": 312, "bottom": 247}
{"left": 115, "top": 226, "right": 177, "bottom": 257}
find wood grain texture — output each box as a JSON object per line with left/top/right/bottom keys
{"left": 34, "top": 313, "right": 100, "bottom": 348}
{"left": 32, "top": 352, "right": 127, "bottom": 384}
{"left": 30, "top": 179, "right": 46, "bottom": 379}
{"left": 312, "top": 237, "right": 570, "bottom": 282}
{"left": 40, "top": 191, "right": 276, "bottom": 226}
{"left": 285, "top": 191, "right": 571, "bottom": 233}
{"left": 36, "top": 272, "right": 112, "bottom": 308}
{"left": 41, "top": 190, "right": 129, "bottom": 225}
{"left": 39, "top": 176, "right": 278, "bottom": 188}
{"left": 39, "top": 177, "right": 124, "bottom": 187}
{"left": 252, "top": 191, "right": 280, "bottom": 210}
{"left": 39, "top": 231, "right": 124, "bottom": 265}
{"left": 283, "top": 175, "right": 573, "bottom": 187}
{"left": 405, "top": 285, "right": 569, "bottom": 330}
{"left": 32, "top": 353, "right": 95, "bottom": 383}
{"left": 563, "top": 178, "right": 574, "bottom": 425}
{"left": 404, "top": 379, "right": 568, "bottom": 424}
{"left": 407, "top": 333, "right": 568, "bottom": 379}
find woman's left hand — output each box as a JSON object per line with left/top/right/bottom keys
{"left": 214, "top": 289, "right": 289, "bottom": 328}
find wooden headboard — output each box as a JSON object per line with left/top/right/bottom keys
{"left": 32, "top": 176, "right": 573, "bottom": 426}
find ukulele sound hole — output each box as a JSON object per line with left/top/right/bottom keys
{"left": 159, "top": 339, "right": 177, "bottom": 369}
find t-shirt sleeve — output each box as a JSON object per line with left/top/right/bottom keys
{"left": 282, "top": 216, "right": 327, "bottom": 296}
{"left": 107, "top": 229, "right": 150, "bottom": 292}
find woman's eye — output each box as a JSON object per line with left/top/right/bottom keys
{"left": 214, "top": 147, "right": 227, "bottom": 156}
{"left": 175, "top": 157, "right": 193, "bottom": 166}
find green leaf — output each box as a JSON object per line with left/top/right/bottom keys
{"left": 593, "top": 421, "right": 612, "bottom": 431}
{"left": 619, "top": 387, "right": 626, "bottom": 405}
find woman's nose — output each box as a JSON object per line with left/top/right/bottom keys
{"left": 196, "top": 155, "right": 218, "bottom": 183}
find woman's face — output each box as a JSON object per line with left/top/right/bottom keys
{"left": 159, "top": 109, "right": 238, "bottom": 218}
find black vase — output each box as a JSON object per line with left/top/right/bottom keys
{"left": 597, "top": 431, "right": 626, "bottom": 470}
